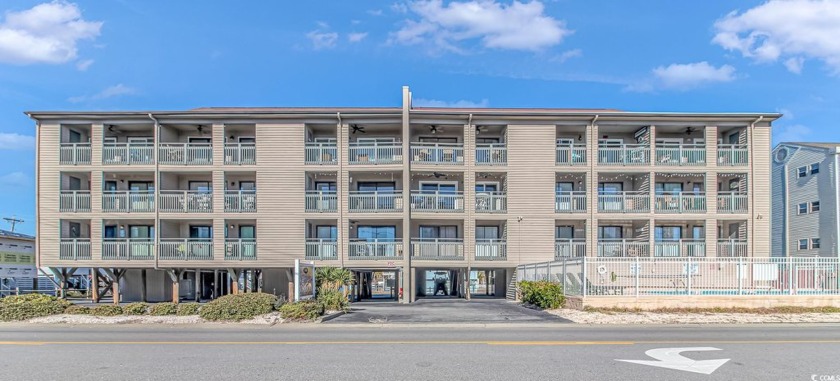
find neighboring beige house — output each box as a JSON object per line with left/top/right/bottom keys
{"left": 29, "top": 86, "right": 779, "bottom": 303}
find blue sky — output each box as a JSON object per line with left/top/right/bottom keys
{"left": 0, "top": 0, "right": 839, "bottom": 235}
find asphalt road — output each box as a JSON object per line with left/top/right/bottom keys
{"left": 1, "top": 324, "right": 839, "bottom": 380}
{"left": 327, "top": 299, "right": 569, "bottom": 323}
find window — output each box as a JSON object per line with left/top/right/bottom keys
{"left": 357, "top": 226, "right": 396, "bottom": 241}
{"left": 798, "top": 203, "right": 808, "bottom": 215}
{"left": 315, "top": 226, "right": 337, "bottom": 240}
{"left": 812, "top": 238, "right": 821, "bottom": 249}
{"left": 811, "top": 163, "right": 820, "bottom": 175}
{"left": 598, "top": 226, "right": 623, "bottom": 240}
{"left": 798, "top": 239, "right": 808, "bottom": 250}
{"left": 655, "top": 226, "right": 682, "bottom": 241}
{"left": 556, "top": 226, "right": 574, "bottom": 239}
{"left": 314, "top": 181, "right": 336, "bottom": 192}
{"left": 188, "top": 181, "right": 212, "bottom": 193}
{"left": 475, "top": 226, "right": 500, "bottom": 241}
{"left": 798, "top": 167, "right": 807, "bottom": 178}
{"left": 655, "top": 182, "right": 683, "bottom": 195}
{"left": 812, "top": 201, "right": 820, "bottom": 212}
{"left": 419, "top": 225, "right": 457, "bottom": 239}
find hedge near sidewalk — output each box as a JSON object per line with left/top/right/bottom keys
{"left": 0, "top": 294, "right": 72, "bottom": 321}
{"left": 518, "top": 280, "right": 565, "bottom": 309}
{"left": 199, "top": 293, "right": 277, "bottom": 321}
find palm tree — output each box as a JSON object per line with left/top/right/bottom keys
{"left": 316, "top": 267, "right": 353, "bottom": 292}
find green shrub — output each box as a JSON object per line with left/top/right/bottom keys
{"left": 199, "top": 293, "right": 277, "bottom": 321}
{"left": 274, "top": 294, "right": 288, "bottom": 311}
{"left": 519, "top": 280, "right": 565, "bottom": 309}
{"left": 0, "top": 293, "right": 72, "bottom": 321}
{"left": 64, "top": 305, "right": 90, "bottom": 315}
{"left": 122, "top": 302, "right": 149, "bottom": 315}
{"left": 176, "top": 302, "right": 201, "bottom": 316}
{"left": 279, "top": 300, "right": 324, "bottom": 321}
{"left": 66, "top": 290, "right": 85, "bottom": 298}
{"left": 149, "top": 302, "right": 177, "bottom": 316}
{"left": 91, "top": 305, "right": 123, "bottom": 316}
{"left": 316, "top": 288, "right": 348, "bottom": 312}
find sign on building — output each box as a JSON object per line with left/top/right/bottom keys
{"left": 294, "top": 259, "right": 316, "bottom": 301}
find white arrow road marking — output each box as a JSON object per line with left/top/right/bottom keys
{"left": 616, "top": 347, "right": 730, "bottom": 375}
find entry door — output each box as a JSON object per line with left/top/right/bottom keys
{"left": 420, "top": 226, "right": 457, "bottom": 258}
{"left": 598, "top": 182, "right": 623, "bottom": 211}
{"left": 555, "top": 182, "right": 574, "bottom": 210}
{"left": 357, "top": 225, "right": 397, "bottom": 257}
{"left": 129, "top": 225, "right": 154, "bottom": 258}
{"left": 239, "top": 225, "right": 256, "bottom": 258}
{"left": 555, "top": 226, "right": 575, "bottom": 257}
{"left": 475, "top": 182, "right": 499, "bottom": 210}
{"left": 655, "top": 226, "right": 681, "bottom": 257}
{"left": 68, "top": 176, "right": 82, "bottom": 191}
{"left": 421, "top": 182, "right": 458, "bottom": 210}
{"left": 475, "top": 226, "right": 500, "bottom": 259}
{"left": 68, "top": 130, "right": 82, "bottom": 143}
{"left": 358, "top": 182, "right": 396, "bottom": 209}
{"left": 315, "top": 225, "right": 337, "bottom": 258}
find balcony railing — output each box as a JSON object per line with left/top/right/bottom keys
{"left": 717, "top": 239, "right": 748, "bottom": 257}
{"left": 410, "top": 192, "right": 464, "bottom": 212}
{"left": 225, "top": 239, "right": 257, "bottom": 260}
{"left": 349, "top": 239, "right": 404, "bottom": 260}
{"left": 476, "top": 144, "right": 507, "bottom": 165}
{"left": 411, "top": 238, "right": 464, "bottom": 260}
{"left": 305, "top": 239, "right": 338, "bottom": 260}
{"left": 718, "top": 144, "right": 748, "bottom": 166}
{"left": 556, "top": 144, "right": 587, "bottom": 165}
{"left": 158, "top": 143, "right": 213, "bottom": 165}
{"left": 475, "top": 192, "right": 507, "bottom": 213}
{"left": 555, "top": 192, "right": 587, "bottom": 213}
{"left": 475, "top": 239, "right": 507, "bottom": 261}
{"left": 654, "top": 239, "right": 707, "bottom": 257}
{"left": 555, "top": 239, "right": 586, "bottom": 259}
{"left": 102, "top": 239, "right": 155, "bottom": 260}
{"left": 597, "top": 239, "right": 650, "bottom": 257}
{"left": 305, "top": 142, "right": 337, "bottom": 164}
{"left": 718, "top": 192, "right": 748, "bottom": 213}
{"left": 159, "top": 239, "right": 213, "bottom": 260}
{"left": 102, "top": 143, "right": 155, "bottom": 165}
{"left": 305, "top": 191, "right": 337, "bottom": 212}
{"left": 349, "top": 142, "right": 403, "bottom": 164}
{"left": 410, "top": 142, "right": 464, "bottom": 165}
{"left": 59, "top": 239, "right": 91, "bottom": 260}
{"left": 224, "top": 143, "right": 256, "bottom": 165}
{"left": 655, "top": 193, "right": 707, "bottom": 213}
{"left": 655, "top": 144, "right": 706, "bottom": 165}
{"left": 598, "top": 144, "right": 650, "bottom": 165}
{"left": 102, "top": 191, "right": 155, "bottom": 212}
{"left": 348, "top": 191, "right": 402, "bottom": 212}
{"left": 224, "top": 191, "right": 257, "bottom": 212}
{"left": 158, "top": 191, "right": 213, "bottom": 213}
{"left": 59, "top": 143, "right": 91, "bottom": 165}
{"left": 597, "top": 192, "right": 650, "bottom": 213}
{"left": 59, "top": 190, "right": 91, "bottom": 212}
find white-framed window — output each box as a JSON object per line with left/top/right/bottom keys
{"left": 810, "top": 163, "right": 820, "bottom": 175}
{"left": 812, "top": 238, "right": 821, "bottom": 249}
{"left": 798, "top": 239, "right": 809, "bottom": 250}
{"left": 798, "top": 203, "right": 808, "bottom": 214}
{"left": 812, "top": 201, "right": 820, "bottom": 212}
{"left": 798, "top": 167, "right": 807, "bottom": 178}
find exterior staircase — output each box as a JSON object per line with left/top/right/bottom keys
{"left": 505, "top": 270, "right": 518, "bottom": 300}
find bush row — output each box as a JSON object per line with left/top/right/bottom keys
{"left": 519, "top": 280, "right": 565, "bottom": 309}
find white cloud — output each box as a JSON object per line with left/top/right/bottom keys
{"left": 413, "top": 98, "right": 489, "bottom": 108}
{"left": 348, "top": 32, "right": 368, "bottom": 43}
{"left": 367, "top": 9, "right": 384, "bottom": 16}
{"left": 713, "top": 0, "right": 840, "bottom": 74}
{"left": 0, "top": 172, "right": 29, "bottom": 187}
{"left": 68, "top": 83, "right": 136, "bottom": 103}
{"left": 75, "top": 58, "right": 93, "bottom": 71}
{"left": 773, "top": 124, "right": 812, "bottom": 143}
{"left": 391, "top": 0, "right": 571, "bottom": 52}
{"left": 0, "top": 133, "right": 35, "bottom": 150}
{"left": 0, "top": 1, "right": 102, "bottom": 65}
{"left": 652, "top": 61, "right": 736, "bottom": 90}
{"left": 550, "top": 48, "right": 582, "bottom": 63}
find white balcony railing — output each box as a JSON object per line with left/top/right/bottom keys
{"left": 475, "top": 239, "right": 507, "bottom": 261}
{"left": 305, "top": 191, "right": 337, "bottom": 212}
{"left": 598, "top": 192, "right": 650, "bottom": 213}
{"left": 305, "top": 142, "right": 337, "bottom": 164}
{"left": 655, "top": 193, "right": 707, "bottom": 213}
{"left": 717, "top": 239, "right": 748, "bottom": 257}
{"left": 598, "top": 144, "right": 650, "bottom": 165}
{"left": 556, "top": 144, "right": 587, "bottom": 165}
{"left": 225, "top": 239, "right": 257, "bottom": 260}
{"left": 718, "top": 144, "right": 748, "bottom": 166}
{"left": 349, "top": 142, "right": 403, "bottom": 164}
{"left": 349, "top": 240, "right": 404, "bottom": 260}
{"left": 305, "top": 239, "right": 338, "bottom": 260}
{"left": 411, "top": 238, "right": 464, "bottom": 260}
{"left": 348, "top": 191, "right": 402, "bottom": 212}
{"left": 59, "top": 191, "right": 91, "bottom": 212}
{"left": 224, "top": 191, "right": 257, "bottom": 212}
{"left": 555, "top": 239, "right": 586, "bottom": 259}
{"left": 102, "top": 191, "right": 155, "bottom": 212}
{"left": 102, "top": 143, "right": 155, "bottom": 165}
{"left": 59, "top": 239, "right": 91, "bottom": 260}
{"left": 718, "top": 192, "right": 748, "bottom": 213}
{"left": 159, "top": 239, "right": 213, "bottom": 260}
{"left": 410, "top": 143, "right": 464, "bottom": 165}
{"left": 158, "top": 143, "right": 213, "bottom": 165}
{"left": 654, "top": 239, "right": 707, "bottom": 257}
{"left": 475, "top": 192, "right": 507, "bottom": 213}
{"left": 410, "top": 192, "right": 464, "bottom": 212}
{"left": 598, "top": 239, "right": 650, "bottom": 257}
{"left": 102, "top": 239, "right": 155, "bottom": 260}
{"left": 158, "top": 191, "right": 213, "bottom": 213}
{"left": 476, "top": 144, "right": 507, "bottom": 165}
{"left": 555, "top": 192, "right": 587, "bottom": 213}
{"left": 224, "top": 143, "right": 256, "bottom": 165}
{"left": 655, "top": 144, "right": 706, "bottom": 165}
{"left": 59, "top": 143, "right": 91, "bottom": 165}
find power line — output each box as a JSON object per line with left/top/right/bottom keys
{"left": 3, "top": 216, "right": 24, "bottom": 232}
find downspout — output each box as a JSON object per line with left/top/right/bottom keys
{"left": 748, "top": 116, "right": 762, "bottom": 256}
{"left": 337, "top": 112, "right": 344, "bottom": 269}
{"left": 148, "top": 113, "right": 161, "bottom": 270}
{"left": 782, "top": 155, "right": 789, "bottom": 257}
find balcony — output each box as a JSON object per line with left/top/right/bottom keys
{"left": 102, "top": 239, "right": 155, "bottom": 260}
{"left": 158, "top": 143, "right": 213, "bottom": 165}
{"left": 225, "top": 239, "right": 257, "bottom": 260}
{"left": 59, "top": 191, "right": 91, "bottom": 212}
{"left": 598, "top": 144, "right": 650, "bottom": 165}
{"left": 654, "top": 239, "right": 706, "bottom": 257}
{"left": 410, "top": 143, "right": 464, "bottom": 165}
{"left": 718, "top": 144, "right": 748, "bottom": 166}
{"left": 102, "top": 191, "right": 155, "bottom": 213}
{"left": 555, "top": 239, "right": 586, "bottom": 259}
{"left": 349, "top": 142, "right": 403, "bottom": 164}
{"left": 475, "top": 239, "right": 507, "bottom": 261}
{"left": 475, "top": 192, "right": 507, "bottom": 213}
{"left": 305, "top": 239, "right": 338, "bottom": 260}
{"left": 158, "top": 191, "right": 213, "bottom": 213}
{"left": 717, "top": 239, "right": 748, "bottom": 257}
{"left": 59, "top": 239, "right": 91, "bottom": 260}
{"left": 305, "top": 142, "right": 337, "bottom": 164}
{"left": 224, "top": 191, "right": 257, "bottom": 213}
{"left": 654, "top": 144, "right": 706, "bottom": 166}
{"left": 476, "top": 144, "right": 507, "bottom": 165}
{"left": 655, "top": 193, "right": 706, "bottom": 213}
{"left": 597, "top": 192, "right": 650, "bottom": 213}
{"left": 349, "top": 239, "right": 404, "bottom": 260}
{"left": 718, "top": 192, "right": 748, "bottom": 213}
{"left": 411, "top": 238, "right": 464, "bottom": 260}
{"left": 555, "top": 192, "right": 587, "bottom": 213}
{"left": 158, "top": 239, "right": 213, "bottom": 260}
{"left": 59, "top": 143, "right": 91, "bottom": 165}
{"left": 103, "top": 143, "right": 155, "bottom": 165}
{"left": 598, "top": 239, "right": 650, "bottom": 257}
{"left": 224, "top": 143, "right": 256, "bottom": 165}
{"left": 348, "top": 191, "right": 402, "bottom": 212}
{"left": 556, "top": 144, "right": 586, "bottom": 165}
{"left": 411, "top": 192, "right": 464, "bottom": 212}
{"left": 305, "top": 191, "right": 337, "bottom": 212}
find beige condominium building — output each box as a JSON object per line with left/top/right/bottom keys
{"left": 29, "top": 86, "right": 779, "bottom": 303}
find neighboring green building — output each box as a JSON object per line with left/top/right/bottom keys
{"left": 0, "top": 230, "right": 36, "bottom": 293}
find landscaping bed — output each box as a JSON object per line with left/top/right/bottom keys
{"left": 547, "top": 306, "right": 840, "bottom": 324}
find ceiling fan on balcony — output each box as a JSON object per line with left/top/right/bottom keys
{"left": 351, "top": 124, "right": 366, "bottom": 134}
{"left": 197, "top": 125, "right": 207, "bottom": 135}
{"left": 429, "top": 125, "right": 439, "bottom": 134}
{"left": 106, "top": 124, "right": 120, "bottom": 133}
{"left": 685, "top": 126, "right": 696, "bottom": 135}
{"left": 432, "top": 172, "right": 446, "bottom": 178}
{"left": 475, "top": 125, "right": 486, "bottom": 135}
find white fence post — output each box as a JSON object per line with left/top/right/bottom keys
{"left": 547, "top": 261, "right": 552, "bottom": 282}
{"left": 788, "top": 256, "right": 794, "bottom": 295}
{"left": 562, "top": 259, "right": 567, "bottom": 296}
{"left": 634, "top": 256, "right": 640, "bottom": 297}
{"left": 582, "top": 257, "right": 587, "bottom": 298}
{"left": 686, "top": 257, "right": 692, "bottom": 295}
{"left": 737, "top": 256, "right": 743, "bottom": 296}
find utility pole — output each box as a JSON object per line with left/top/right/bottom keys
{"left": 3, "top": 216, "right": 23, "bottom": 232}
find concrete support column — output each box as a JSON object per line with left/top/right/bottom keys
{"left": 464, "top": 267, "right": 471, "bottom": 300}
{"left": 140, "top": 269, "right": 147, "bottom": 302}
{"left": 194, "top": 269, "right": 201, "bottom": 302}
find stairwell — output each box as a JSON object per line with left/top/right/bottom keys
{"left": 505, "top": 271, "right": 518, "bottom": 300}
